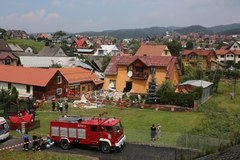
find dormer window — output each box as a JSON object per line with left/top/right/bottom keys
{"left": 164, "top": 50, "right": 168, "bottom": 55}
{"left": 57, "top": 76, "right": 62, "bottom": 84}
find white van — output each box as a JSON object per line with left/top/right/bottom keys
{"left": 0, "top": 117, "right": 9, "bottom": 141}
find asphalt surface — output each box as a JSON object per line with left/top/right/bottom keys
{"left": 0, "top": 137, "right": 197, "bottom": 160}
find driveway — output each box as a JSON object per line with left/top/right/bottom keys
{"left": 0, "top": 137, "right": 197, "bottom": 160}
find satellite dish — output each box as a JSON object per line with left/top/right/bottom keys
{"left": 127, "top": 71, "right": 133, "bottom": 78}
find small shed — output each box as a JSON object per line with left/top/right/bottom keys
{"left": 178, "top": 80, "right": 213, "bottom": 104}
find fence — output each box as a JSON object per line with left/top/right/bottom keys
{"left": 125, "top": 129, "right": 231, "bottom": 154}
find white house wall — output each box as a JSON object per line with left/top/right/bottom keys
{"left": 0, "top": 82, "right": 33, "bottom": 98}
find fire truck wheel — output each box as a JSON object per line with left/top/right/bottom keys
{"left": 100, "top": 142, "right": 111, "bottom": 153}
{"left": 60, "top": 139, "right": 71, "bottom": 150}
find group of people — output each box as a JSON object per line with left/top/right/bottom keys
{"left": 51, "top": 98, "right": 69, "bottom": 113}
{"left": 150, "top": 124, "right": 161, "bottom": 142}
{"left": 22, "top": 131, "right": 54, "bottom": 151}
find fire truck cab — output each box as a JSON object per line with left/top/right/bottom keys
{"left": 50, "top": 116, "right": 126, "bottom": 153}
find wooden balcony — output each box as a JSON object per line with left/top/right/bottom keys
{"left": 132, "top": 72, "right": 149, "bottom": 80}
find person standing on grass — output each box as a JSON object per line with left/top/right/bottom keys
{"left": 156, "top": 124, "right": 161, "bottom": 140}
{"left": 22, "top": 131, "right": 30, "bottom": 151}
{"left": 150, "top": 124, "right": 156, "bottom": 142}
{"left": 64, "top": 100, "right": 69, "bottom": 113}
{"left": 52, "top": 98, "right": 56, "bottom": 112}
{"left": 58, "top": 100, "right": 63, "bottom": 113}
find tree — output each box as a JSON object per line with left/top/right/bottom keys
{"left": 156, "top": 80, "right": 175, "bottom": 100}
{"left": 186, "top": 41, "right": 194, "bottom": 50}
{"left": 50, "top": 63, "right": 62, "bottom": 68}
{"left": 53, "top": 30, "right": 66, "bottom": 37}
{"left": 165, "top": 40, "right": 182, "bottom": 57}
{"left": 0, "top": 87, "right": 18, "bottom": 117}
{"left": 146, "top": 76, "right": 158, "bottom": 104}
{"left": 101, "top": 55, "right": 112, "bottom": 72}
{"left": 207, "top": 70, "right": 223, "bottom": 92}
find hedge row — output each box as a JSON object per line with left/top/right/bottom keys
{"left": 159, "top": 92, "right": 194, "bottom": 108}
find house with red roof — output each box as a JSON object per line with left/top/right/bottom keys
{"left": 181, "top": 50, "right": 219, "bottom": 70}
{"left": 215, "top": 50, "right": 240, "bottom": 64}
{"left": 58, "top": 67, "right": 103, "bottom": 97}
{"left": 135, "top": 44, "right": 171, "bottom": 56}
{"left": 0, "top": 52, "right": 18, "bottom": 66}
{"left": 72, "top": 37, "right": 92, "bottom": 49}
{"left": 0, "top": 65, "right": 68, "bottom": 99}
{"left": 103, "top": 56, "right": 181, "bottom": 94}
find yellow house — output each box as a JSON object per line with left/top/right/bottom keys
{"left": 182, "top": 50, "right": 219, "bottom": 70}
{"left": 103, "top": 56, "right": 181, "bottom": 94}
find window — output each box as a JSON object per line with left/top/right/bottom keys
{"left": 98, "top": 50, "right": 104, "bottom": 55}
{"left": 109, "top": 80, "right": 116, "bottom": 88}
{"left": 136, "top": 67, "right": 144, "bottom": 72}
{"left": 164, "top": 50, "right": 168, "bottom": 55}
{"left": 57, "top": 88, "right": 62, "bottom": 95}
{"left": 4, "top": 58, "right": 11, "bottom": 65}
{"left": 8, "top": 83, "right": 11, "bottom": 90}
{"left": 91, "top": 125, "right": 97, "bottom": 132}
{"left": 26, "top": 85, "right": 30, "bottom": 93}
{"left": 220, "top": 55, "right": 224, "bottom": 58}
{"left": 150, "top": 67, "right": 156, "bottom": 75}
{"left": 57, "top": 76, "right": 62, "bottom": 84}
{"left": 127, "top": 66, "right": 133, "bottom": 72}
{"left": 82, "top": 86, "right": 85, "bottom": 91}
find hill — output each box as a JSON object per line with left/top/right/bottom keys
{"left": 79, "top": 27, "right": 169, "bottom": 39}
{"left": 209, "top": 23, "right": 240, "bottom": 33}
{"left": 174, "top": 25, "right": 213, "bottom": 35}
{"left": 78, "top": 23, "right": 240, "bottom": 39}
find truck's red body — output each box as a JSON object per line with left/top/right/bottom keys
{"left": 50, "top": 116, "right": 126, "bottom": 153}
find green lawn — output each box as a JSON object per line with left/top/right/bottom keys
{"left": 0, "top": 150, "right": 93, "bottom": 160}
{"left": 7, "top": 39, "right": 44, "bottom": 52}
{"left": 2, "top": 80, "right": 239, "bottom": 158}
{"left": 12, "top": 104, "right": 202, "bottom": 148}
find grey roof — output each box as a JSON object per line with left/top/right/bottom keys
{"left": 179, "top": 80, "right": 213, "bottom": 88}
{"left": 8, "top": 44, "right": 24, "bottom": 52}
{"left": 13, "top": 51, "right": 37, "bottom": 57}
{"left": 38, "top": 46, "right": 67, "bottom": 57}
{"left": 19, "top": 56, "right": 93, "bottom": 69}
{"left": 0, "top": 39, "right": 11, "bottom": 52}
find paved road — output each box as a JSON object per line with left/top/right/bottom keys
{"left": 0, "top": 137, "right": 197, "bottom": 160}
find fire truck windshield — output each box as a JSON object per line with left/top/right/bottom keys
{"left": 112, "top": 122, "right": 122, "bottom": 132}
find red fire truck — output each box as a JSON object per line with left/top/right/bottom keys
{"left": 50, "top": 115, "right": 126, "bottom": 153}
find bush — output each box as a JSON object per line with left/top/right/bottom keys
{"left": 159, "top": 92, "right": 194, "bottom": 108}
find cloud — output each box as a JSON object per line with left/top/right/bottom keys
{"left": 52, "top": 0, "right": 60, "bottom": 6}
{"left": 0, "top": 9, "right": 62, "bottom": 32}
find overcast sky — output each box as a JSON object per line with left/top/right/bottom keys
{"left": 1, "top": 0, "right": 240, "bottom": 33}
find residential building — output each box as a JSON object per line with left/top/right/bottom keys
{"left": 0, "top": 65, "right": 68, "bottom": 99}
{"left": 0, "top": 52, "right": 18, "bottom": 66}
{"left": 72, "top": 37, "right": 92, "bottom": 49}
{"left": 135, "top": 44, "right": 172, "bottom": 56}
{"left": 38, "top": 46, "right": 67, "bottom": 57}
{"left": 18, "top": 56, "right": 93, "bottom": 69}
{"left": 215, "top": 50, "right": 240, "bottom": 64}
{"left": 103, "top": 56, "right": 181, "bottom": 94}
{"left": 220, "top": 41, "right": 240, "bottom": 50}
{"left": 94, "top": 45, "right": 119, "bottom": 56}
{"left": 59, "top": 67, "right": 103, "bottom": 97}
{"left": 182, "top": 50, "right": 219, "bottom": 70}
{"left": 0, "top": 39, "right": 11, "bottom": 52}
